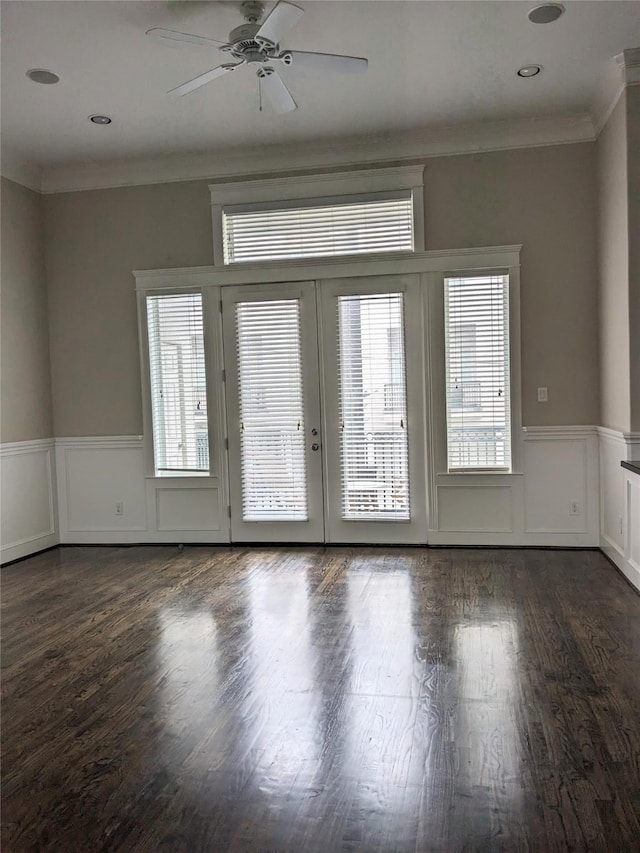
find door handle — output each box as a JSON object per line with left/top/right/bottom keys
{"left": 311, "top": 443, "right": 320, "bottom": 452}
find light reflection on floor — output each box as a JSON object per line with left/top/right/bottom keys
{"left": 154, "top": 554, "right": 525, "bottom": 839}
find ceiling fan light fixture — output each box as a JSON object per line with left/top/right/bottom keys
{"left": 517, "top": 64, "right": 542, "bottom": 78}
{"left": 26, "top": 68, "right": 60, "bottom": 85}
{"left": 527, "top": 3, "right": 565, "bottom": 24}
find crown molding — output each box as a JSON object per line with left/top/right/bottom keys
{"left": 39, "top": 113, "right": 594, "bottom": 195}
{"left": 592, "top": 47, "right": 640, "bottom": 137}
{"left": 0, "top": 152, "right": 43, "bottom": 193}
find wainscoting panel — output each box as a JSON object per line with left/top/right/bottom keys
{"left": 428, "top": 427, "right": 598, "bottom": 547}
{"left": 597, "top": 427, "right": 640, "bottom": 592}
{"left": 1, "top": 439, "right": 58, "bottom": 563}
{"left": 56, "top": 438, "right": 147, "bottom": 540}
{"left": 626, "top": 473, "right": 640, "bottom": 579}
{"left": 523, "top": 434, "right": 592, "bottom": 534}
{"left": 437, "top": 485, "right": 513, "bottom": 533}
{"left": 599, "top": 431, "right": 626, "bottom": 555}
{"left": 55, "top": 437, "right": 230, "bottom": 544}
{"left": 152, "top": 477, "right": 229, "bottom": 542}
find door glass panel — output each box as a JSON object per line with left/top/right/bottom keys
{"left": 236, "top": 299, "right": 308, "bottom": 521}
{"left": 337, "top": 293, "right": 410, "bottom": 520}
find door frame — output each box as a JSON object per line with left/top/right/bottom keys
{"left": 318, "top": 274, "right": 428, "bottom": 544}
{"left": 135, "top": 245, "right": 522, "bottom": 545}
{"left": 221, "top": 280, "right": 325, "bottom": 543}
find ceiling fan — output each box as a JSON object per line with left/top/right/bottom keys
{"left": 146, "top": 0, "right": 367, "bottom": 113}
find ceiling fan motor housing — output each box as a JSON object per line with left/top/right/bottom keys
{"left": 226, "top": 20, "right": 278, "bottom": 63}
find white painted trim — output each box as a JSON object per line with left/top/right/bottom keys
{"left": 1, "top": 534, "right": 59, "bottom": 564}
{"left": 1, "top": 439, "right": 59, "bottom": 562}
{"left": 0, "top": 156, "right": 43, "bottom": 194}
{"left": 596, "top": 425, "right": 627, "bottom": 445}
{"left": 522, "top": 425, "right": 598, "bottom": 440}
{"left": 618, "top": 48, "right": 640, "bottom": 85}
{"left": 55, "top": 435, "right": 143, "bottom": 448}
{"left": 0, "top": 437, "right": 55, "bottom": 456}
{"left": 134, "top": 245, "right": 522, "bottom": 290}
{"left": 209, "top": 166, "right": 425, "bottom": 266}
{"left": 601, "top": 533, "right": 640, "bottom": 593}
{"left": 209, "top": 166, "right": 425, "bottom": 206}
{"left": 596, "top": 426, "right": 640, "bottom": 454}
{"left": 38, "top": 114, "right": 595, "bottom": 195}
{"left": 597, "top": 426, "right": 640, "bottom": 593}
{"left": 592, "top": 48, "right": 640, "bottom": 138}
{"left": 428, "top": 532, "right": 598, "bottom": 548}
{"left": 593, "top": 83, "right": 626, "bottom": 139}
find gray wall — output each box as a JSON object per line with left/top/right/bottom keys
{"left": 43, "top": 181, "right": 213, "bottom": 437}
{"left": 597, "top": 94, "right": 631, "bottom": 433}
{"left": 42, "top": 141, "right": 599, "bottom": 436}
{"left": 425, "top": 142, "right": 598, "bottom": 427}
{"left": 1, "top": 177, "right": 53, "bottom": 442}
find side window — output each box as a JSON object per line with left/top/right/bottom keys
{"left": 444, "top": 275, "right": 511, "bottom": 471}
{"left": 146, "top": 292, "right": 209, "bottom": 474}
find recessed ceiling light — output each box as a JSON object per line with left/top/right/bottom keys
{"left": 528, "top": 3, "right": 565, "bottom": 24}
{"left": 26, "top": 68, "right": 60, "bottom": 85}
{"left": 89, "top": 115, "right": 112, "bottom": 125}
{"left": 517, "top": 65, "right": 542, "bottom": 78}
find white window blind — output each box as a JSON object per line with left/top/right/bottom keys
{"left": 444, "top": 275, "right": 511, "bottom": 470}
{"left": 223, "top": 191, "right": 414, "bottom": 264}
{"left": 146, "top": 293, "right": 209, "bottom": 473}
{"left": 337, "top": 293, "right": 410, "bottom": 520}
{"left": 235, "top": 299, "right": 308, "bottom": 521}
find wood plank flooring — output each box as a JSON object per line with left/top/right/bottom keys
{"left": 2, "top": 546, "right": 639, "bottom": 852}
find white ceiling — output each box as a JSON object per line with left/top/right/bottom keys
{"left": 2, "top": 0, "right": 639, "bottom": 186}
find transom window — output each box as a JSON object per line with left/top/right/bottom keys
{"left": 209, "top": 166, "right": 425, "bottom": 267}
{"left": 222, "top": 192, "right": 414, "bottom": 264}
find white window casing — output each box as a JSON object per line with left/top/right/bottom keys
{"left": 210, "top": 166, "right": 425, "bottom": 266}
{"left": 135, "top": 246, "right": 522, "bottom": 505}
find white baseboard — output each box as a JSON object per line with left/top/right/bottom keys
{"left": 601, "top": 533, "right": 640, "bottom": 592}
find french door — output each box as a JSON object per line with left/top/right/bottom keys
{"left": 222, "top": 282, "right": 324, "bottom": 542}
{"left": 221, "top": 276, "right": 426, "bottom": 543}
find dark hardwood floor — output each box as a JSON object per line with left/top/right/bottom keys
{"left": 2, "top": 546, "right": 639, "bottom": 852}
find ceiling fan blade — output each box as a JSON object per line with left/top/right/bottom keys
{"left": 168, "top": 63, "right": 241, "bottom": 96}
{"left": 258, "top": 68, "right": 297, "bottom": 113}
{"left": 285, "top": 51, "right": 368, "bottom": 74}
{"left": 146, "top": 28, "right": 228, "bottom": 49}
{"left": 255, "top": 1, "right": 304, "bottom": 46}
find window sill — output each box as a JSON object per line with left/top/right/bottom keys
{"left": 147, "top": 471, "right": 210, "bottom": 479}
